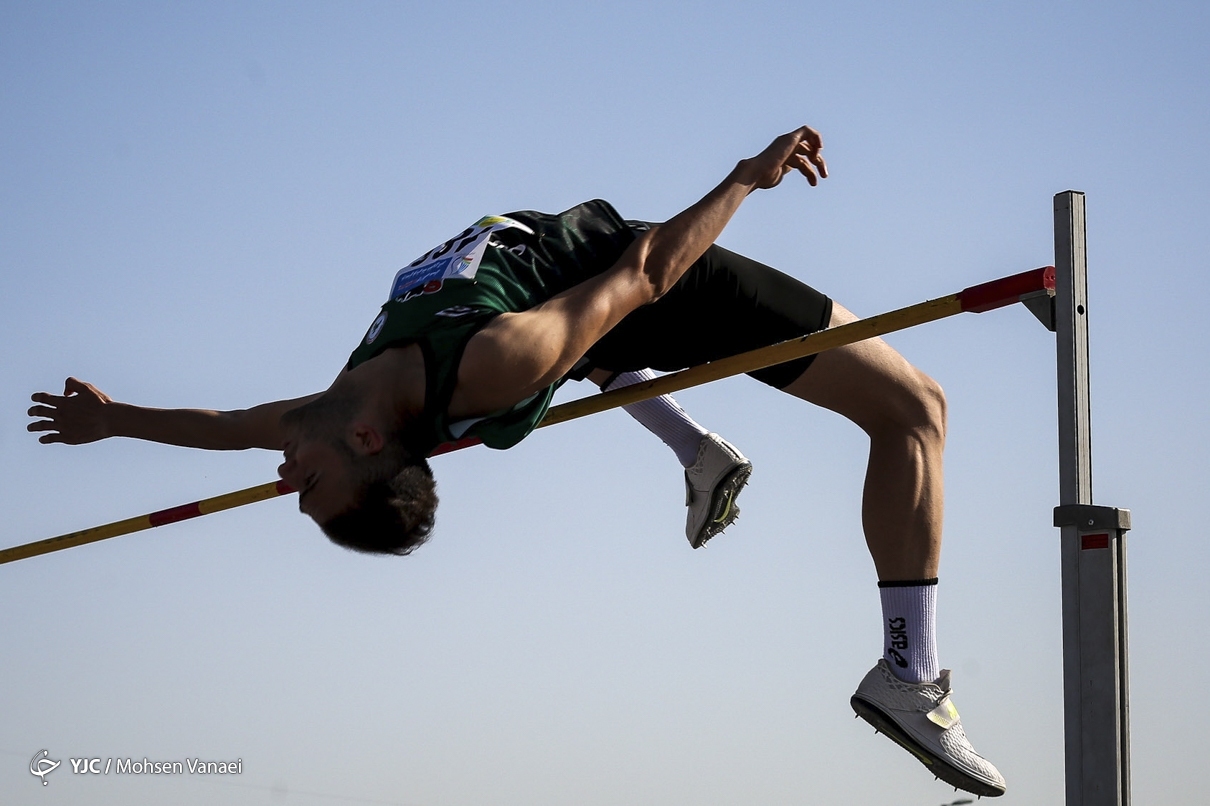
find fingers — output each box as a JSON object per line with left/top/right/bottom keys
{"left": 31, "top": 376, "right": 89, "bottom": 405}
{"left": 788, "top": 150, "right": 820, "bottom": 186}
{"left": 27, "top": 377, "right": 111, "bottom": 446}
{"left": 798, "top": 140, "right": 827, "bottom": 180}
{"left": 769, "top": 126, "right": 827, "bottom": 187}
{"left": 796, "top": 124, "right": 823, "bottom": 150}
{"left": 27, "top": 414, "right": 83, "bottom": 444}
{"left": 30, "top": 391, "right": 66, "bottom": 405}
{"left": 740, "top": 125, "right": 828, "bottom": 191}
{"left": 791, "top": 126, "right": 827, "bottom": 180}
{"left": 27, "top": 419, "right": 71, "bottom": 444}
{"left": 28, "top": 379, "right": 84, "bottom": 443}
{"left": 27, "top": 407, "right": 64, "bottom": 437}
{"left": 812, "top": 149, "right": 828, "bottom": 178}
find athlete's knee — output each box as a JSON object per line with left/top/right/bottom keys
{"left": 869, "top": 367, "right": 946, "bottom": 447}
{"left": 915, "top": 370, "right": 947, "bottom": 441}
{"left": 898, "top": 369, "right": 947, "bottom": 446}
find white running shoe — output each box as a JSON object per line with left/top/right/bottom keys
{"left": 851, "top": 659, "right": 1006, "bottom": 798}
{"left": 684, "top": 433, "right": 752, "bottom": 548}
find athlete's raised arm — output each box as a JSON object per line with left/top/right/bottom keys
{"left": 27, "top": 376, "right": 324, "bottom": 451}
{"left": 451, "top": 126, "right": 826, "bottom": 416}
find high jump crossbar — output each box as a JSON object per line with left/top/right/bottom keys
{"left": 0, "top": 264, "right": 1053, "bottom": 567}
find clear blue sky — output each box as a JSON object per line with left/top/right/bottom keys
{"left": 2, "top": 2, "right": 1206, "bottom": 803}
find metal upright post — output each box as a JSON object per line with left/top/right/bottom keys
{"left": 1052, "top": 191, "right": 1131, "bottom": 806}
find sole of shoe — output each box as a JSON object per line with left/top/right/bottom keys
{"left": 850, "top": 695, "right": 1006, "bottom": 798}
{"left": 691, "top": 462, "right": 752, "bottom": 549}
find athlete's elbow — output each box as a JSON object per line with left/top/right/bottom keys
{"left": 619, "top": 229, "right": 674, "bottom": 300}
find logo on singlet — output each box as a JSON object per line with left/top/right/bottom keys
{"left": 365, "top": 312, "right": 387, "bottom": 345}
{"left": 434, "top": 305, "right": 477, "bottom": 318}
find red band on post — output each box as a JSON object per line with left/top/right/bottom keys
{"left": 275, "top": 479, "right": 295, "bottom": 495}
{"left": 959, "top": 266, "right": 1055, "bottom": 313}
{"left": 1081, "top": 533, "right": 1111, "bottom": 550}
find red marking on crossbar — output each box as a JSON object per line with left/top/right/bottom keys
{"left": 1081, "top": 533, "right": 1110, "bottom": 550}
{"left": 148, "top": 502, "right": 204, "bottom": 527}
{"left": 429, "top": 437, "right": 484, "bottom": 457}
{"left": 959, "top": 266, "right": 1055, "bottom": 313}
{"left": 276, "top": 479, "right": 295, "bottom": 495}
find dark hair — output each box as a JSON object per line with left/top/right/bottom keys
{"left": 320, "top": 452, "right": 438, "bottom": 556}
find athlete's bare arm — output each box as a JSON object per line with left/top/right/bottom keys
{"left": 27, "top": 377, "right": 322, "bottom": 451}
{"left": 450, "top": 126, "right": 827, "bottom": 417}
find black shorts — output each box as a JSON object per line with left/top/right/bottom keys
{"left": 584, "top": 241, "right": 833, "bottom": 389}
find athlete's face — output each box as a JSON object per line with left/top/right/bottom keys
{"left": 277, "top": 389, "right": 366, "bottom": 524}
{"left": 277, "top": 435, "right": 358, "bottom": 525}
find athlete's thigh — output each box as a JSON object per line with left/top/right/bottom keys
{"left": 585, "top": 244, "right": 831, "bottom": 384}
{"left": 781, "top": 302, "right": 941, "bottom": 433}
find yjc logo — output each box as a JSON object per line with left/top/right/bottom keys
{"left": 71, "top": 758, "right": 107, "bottom": 773}
{"left": 30, "top": 749, "right": 60, "bottom": 786}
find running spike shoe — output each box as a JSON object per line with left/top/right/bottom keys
{"left": 684, "top": 433, "right": 752, "bottom": 548}
{"left": 851, "top": 659, "right": 1006, "bottom": 797}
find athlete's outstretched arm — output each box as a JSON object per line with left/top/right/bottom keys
{"left": 453, "top": 126, "right": 827, "bottom": 416}
{"left": 27, "top": 377, "right": 321, "bottom": 451}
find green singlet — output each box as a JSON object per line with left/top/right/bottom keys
{"left": 346, "top": 200, "right": 635, "bottom": 456}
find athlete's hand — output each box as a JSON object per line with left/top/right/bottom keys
{"left": 27, "top": 378, "right": 115, "bottom": 444}
{"left": 736, "top": 126, "right": 827, "bottom": 191}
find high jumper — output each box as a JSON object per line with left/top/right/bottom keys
{"left": 27, "top": 127, "right": 1007, "bottom": 797}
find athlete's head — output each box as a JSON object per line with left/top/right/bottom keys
{"left": 277, "top": 389, "right": 437, "bottom": 555}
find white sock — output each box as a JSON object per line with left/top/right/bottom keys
{"left": 878, "top": 578, "right": 940, "bottom": 684}
{"left": 603, "top": 369, "right": 708, "bottom": 468}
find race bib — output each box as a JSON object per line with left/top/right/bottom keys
{"left": 388, "top": 215, "right": 535, "bottom": 302}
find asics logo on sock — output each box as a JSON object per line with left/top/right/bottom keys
{"left": 887, "top": 616, "right": 909, "bottom": 667}
{"left": 887, "top": 617, "right": 909, "bottom": 650}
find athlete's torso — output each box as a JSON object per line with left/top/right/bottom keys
{"left": 347, "top": 200, "right": 634, "bottom": 455}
